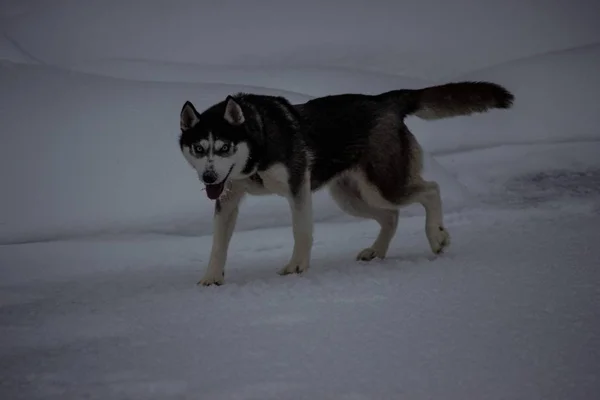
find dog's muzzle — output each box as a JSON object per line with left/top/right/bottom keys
{"left": 202, "top": 165, "right": 234, "bottom": 200}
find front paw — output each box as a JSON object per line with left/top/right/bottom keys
{"left": 197, "top": 270, "right": 225, "bottom": 286}
{"left": 277, "top": 260, "right": 309, "bottom": 276}
{"left": 356, "top": 247, "right": 385, "bottom": 261}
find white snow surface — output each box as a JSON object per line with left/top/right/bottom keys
{"left": 1, "top": 1, "right": 600, "bottom": 399}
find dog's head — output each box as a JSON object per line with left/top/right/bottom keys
{"left": 179, "top": 96, "right": 260, "bottom": 200}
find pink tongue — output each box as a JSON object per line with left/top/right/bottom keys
{"left": 205, "top": 183, "right": 224, "bottom": 200}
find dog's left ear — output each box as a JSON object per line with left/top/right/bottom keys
{"left": 224, "top": 96, "right": 245, "bottom": 126}
{"left": 180, "top": 101, "right": 200, "bottom": 131}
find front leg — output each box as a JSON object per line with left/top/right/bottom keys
{"left": 198, "top": 187, "right": 245, "bottom": 286}
{"left": 278, "top": 178, "right": 313, "bottom": 276}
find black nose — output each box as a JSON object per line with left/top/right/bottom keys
{"left": 202, "top": 171, "right": 218, "bottom": 184}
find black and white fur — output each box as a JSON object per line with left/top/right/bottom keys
{"left": 179, "top": 82, "right": 514, "bottom": 285}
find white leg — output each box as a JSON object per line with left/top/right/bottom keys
{"left": 352, "top": 169, "right": 450, "bottom": 255}
{"left": 415, "top": 181, "right": 450, "bottom": 254}
{"left": 356, "top": 211, "right": 399, "bottom": 261}
{"left": 278, "top": 180, "right": 313, "bottom": 275}
{"left": 329, "top": 177, "right": 399, "bottom": 261}
{"left": 198, "top": 188, "right": 245, "bottom": 286}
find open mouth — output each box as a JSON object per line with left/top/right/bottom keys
{"left": 204, "top": 165, "right": 234, "bottom": 200}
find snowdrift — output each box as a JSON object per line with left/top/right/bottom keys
{"left": 2, "top": 44, "right": 600, "bottom": 243}
{"left": 412, "top": 44, "right": 600, "bottom": 154}
{"left": 3, "top": 0, "right": 598, "bottom": 79}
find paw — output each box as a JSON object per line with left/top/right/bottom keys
{"left": 427, "top": 225, "right": 451, "bottom": 254}
{"left": 277, "top": 260, "right": 309, "bottom": 276}
{"left": 356, "top": 247, "right": 385, "bottom": 261}
{"left": 197, "top": 270, "right": 225, "bottom": 286}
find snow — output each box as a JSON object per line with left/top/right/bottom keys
{"left": 2, "top": 150, "right": 600, "bottom": 399}
{"left": 1, "top": 1, "right": 600, "bottom": 399}
{"left": 3, "top": 0, "right": 599, "bottom": 79}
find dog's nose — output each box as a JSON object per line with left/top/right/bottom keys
{"left": 202, "top": 171, "right": 218, "bottom": 184}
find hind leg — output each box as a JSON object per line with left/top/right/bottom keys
{"left": 351, "top": 171, "right": 451, "bottom": 255}
{"left": 355, "top": 211, "right": 399, "bottom": 261}
{"left": 329, "top": 177, "right": 399, "bottom": 261}
{"left": 413, "top": 181, "right": 451, "bottom": 254}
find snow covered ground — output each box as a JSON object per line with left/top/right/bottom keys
{"left": 2, "top": 143, "right": 600, "bottom": 400}
{"left": 1, "top": 1, "right": 600, "bottom": 399}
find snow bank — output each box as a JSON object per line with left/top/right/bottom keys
{"left": 3, "top": 44, "right": 600, "bottom": 243}
{"left": 63, "top": 61, "right": 432, "bottom": 98}
{"left": 3, "top": 0, "right": 599, "bottom": 79}
{"left": 410, "top": 45, "right": 600, "bottom": 154}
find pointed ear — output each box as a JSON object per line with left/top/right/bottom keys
{"left": 180, "top": 101, "right": 200, "bottom": 131}
{"left": 224, "top": 96, "right": 245, "bottom": 125}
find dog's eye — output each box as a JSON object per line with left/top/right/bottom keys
{"left": 192, "top": 144, "right": 205, "bottom": 155}
{"left": 220, "top": 144, "right": 230, "bottom": 153}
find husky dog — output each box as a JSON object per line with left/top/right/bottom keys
{"left": 179, "top": 81, "right": 514, "bottom": 285}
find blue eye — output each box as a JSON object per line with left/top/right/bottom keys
{"left": 193, "top": 144, "right": 205, "bottom": 155}
{"left": 220, "top": 144, "right": 230, "bottom": 153}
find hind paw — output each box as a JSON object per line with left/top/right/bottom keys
{"left": 427, "top": 225, "right": 451, "bottom": 254}
{"left": 356, "top": 247, "right": 385, "bottom": 261}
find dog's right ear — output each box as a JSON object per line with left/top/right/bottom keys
{"left": 180, "top": 101, "right": 200, "bottom": 131}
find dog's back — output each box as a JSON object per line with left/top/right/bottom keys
{"left": 296, "top": 81, "right": 514, "bottom": 194}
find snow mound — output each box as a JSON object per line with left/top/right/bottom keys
{"left": 64, "top": 61, "right": 433, "bottom": 97}
{"left": 410, "top": 44, "right": 600, "bottom": 154}
{"left": 3, "top": 44, "right": 600, "bottom": 244}
{"left": 3, "top": 0, "right": 599, "bottom": 79}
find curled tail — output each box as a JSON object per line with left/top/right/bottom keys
{"left": 393, "top": 81, "right": 514, "bottom": 120}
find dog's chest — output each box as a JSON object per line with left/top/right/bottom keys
{"left": 256, "top": 164, "right": 290, "bottom": 197}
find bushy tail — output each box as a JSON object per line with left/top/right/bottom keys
{"left": 402, "top": 81, "right": 514, "bottom": 120}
